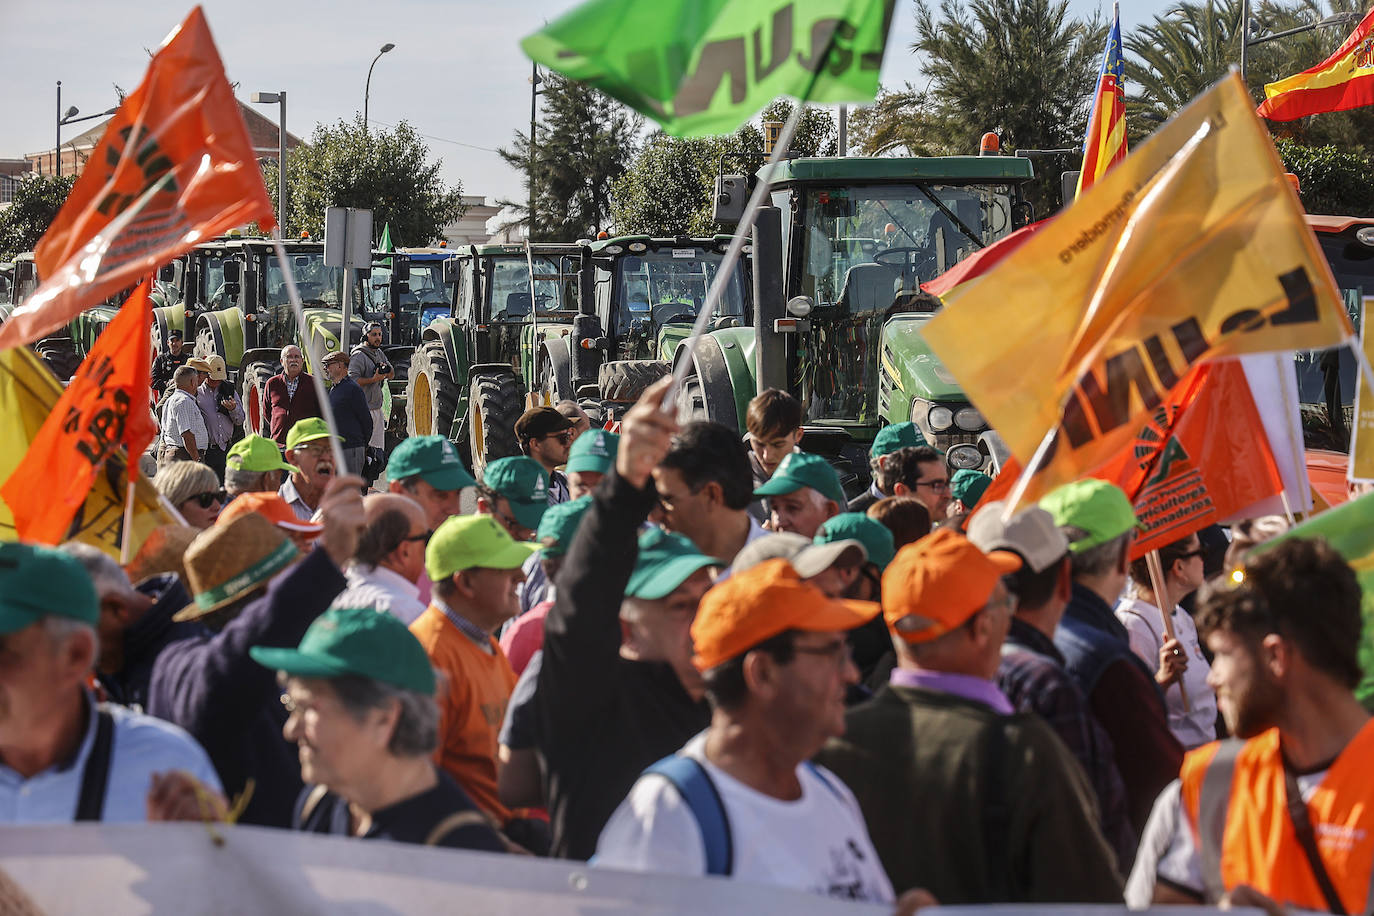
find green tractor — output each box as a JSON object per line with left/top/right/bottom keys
{"left": 534, "top": 235, "right": 753, "bottom": 423}
{"left": 185, "top": 238, "right": 378, "bottom": 435}
{"left": 405, "top": 243, "right": 582, "bottom": 472}
{"left": 676, "top": 154, "right": 1037, "bottom": 487}
{"left": 2, "top": 252, "right": 87, "bottom": 379}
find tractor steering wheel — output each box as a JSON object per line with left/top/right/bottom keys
{"left": 872, "top": 246, "right": 925, "bottom": 273}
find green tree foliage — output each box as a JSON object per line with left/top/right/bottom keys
{"left": 849, "top": 0, "right": 1106, "bottom": 214}
{"left": 499, "top": 74, "right": 642, "bottom": 240}
{"left": 269, "top": 115, "right": 465, "bottom": 246}
{"left": 610, "top": 101, "right": 836, "bottom": 237}
{"left": 0, "top": 174, "right": 77, "bottom": 260}
{"left": 1276, "top": 140, "right": 1374, "bottom": 215}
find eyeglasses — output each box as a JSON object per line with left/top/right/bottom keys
{"left": 187, "top": 490, "right": 225, "bottom": 509}
{"left": 914, "top": 478, "right": 951, "bottom": 492}
{"left": 1178, "top": 546, "right": 1208, "bottom": 561}
{"left": 542, "top": 431, "right": 575, "bottom": 445}
{"left": 792, "top": 640, "right": 853, "bottom": 668}
{"left": 402, "top": 530, "right": 434, "bottom": 545}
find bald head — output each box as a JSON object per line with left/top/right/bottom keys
{"left": 355, "top": 493, "right": 429, "bottom": 581}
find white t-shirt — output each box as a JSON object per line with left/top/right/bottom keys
{"left": 594, "top": 732, "right": 894, "bottom": 904}
{"left": 1115, "top": 596, "right": 1218, "bottom": 750}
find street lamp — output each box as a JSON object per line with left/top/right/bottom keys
{"left": 1241, "top": 3, "right": 1360, "bottom": 80}
{"left": 251, "top": 91, "right": 287, "bottom": 233}
{"left": 363, "top": 42, "right": 395, "bottom": 133}
{"left": 55, "top": 81, "right": 116, "bottom": 178}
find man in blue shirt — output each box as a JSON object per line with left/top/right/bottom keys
{"left": 0, "top": 543, "right": 222, "bottom": 824}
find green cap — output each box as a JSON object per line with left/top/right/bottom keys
{"left": 536, "top": 496, "right": 592, "bottom": 558}
{"left": 754, "top": 452, "right": 845, "bottom": 505}
{"left": 627, "top": 528, "right": 719, "bottom": 600}
{"left": 816, "top": 513, "right": 896, "bottom": 570}
{"left": 871, "top": 422, "right": 929, "bottom": 459}
{"left": 0, "top": 543, "right": 98, "bottom": 634}
{"left": 426, "top": 514, "right": 539, "bottom": 581}
{"left": 387, "top": 436, "right": 476, "bottom": 492}
{"left": 285, "top": 418, "right": 341, "bottom": 452}
{"left": 249, "top": 606, "right": 436, "bottom": 695}
{"left": 950, "top": 469, "right": 993, "bottom": 510}
{"left": 226, "top": 435, "right": 295, "bottom": 474}
{"left": 566, "top": 430, "right": 619, "bottom": 475}
{"left": 1039, "top": 479, "right": 1142, "bottom": 554}
{"left": 482, "top": 457, "right": 549, "bottom": 530}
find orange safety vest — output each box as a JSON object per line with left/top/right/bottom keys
{"left": 1180, "top": 720, "right": 1374, "bottom": 912}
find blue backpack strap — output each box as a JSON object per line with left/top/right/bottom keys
{"left": 645, "top": 754, "right": 733, "bottom": 876}
{"left": 802, "top": 761, "right": 847, "bottom": 803}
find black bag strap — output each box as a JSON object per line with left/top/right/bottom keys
{"left": 1284, "top": 764, "right": 1347, "bottom": 915}
{"left": 75, "top": 709, "right": 115, "bottom": 822}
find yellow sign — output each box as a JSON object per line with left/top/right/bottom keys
{"left": 1350, "top": 296, "right": 1374, "bottom": 483}
{"left": 922, "top": 72, "right": 1351, "bottom": 504}
{"left": 0, "top": 346, "right": 167, "bottom": 559}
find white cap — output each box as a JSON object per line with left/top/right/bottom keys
{"left": 967, "top": 500, "right": 1070, "bottom": 574}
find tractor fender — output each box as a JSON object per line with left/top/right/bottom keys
{"left": 194, "top": 307, "right": 247, "bottom": 371}
{"left": 71, "top": 305, "right": 119, "bottom": 359}
{"left": 151, "top": 304, "right": 188, "bottom": 356}
{"left": 538, "top": 336, "right": 573, "bottom": 403}
{"left": 466, "top": 362, "right": 519, "bottom": 385}
{"left": 299, "top": 308, "right": 366, "bottom": 375}
{"left": 421, "top": 317, "right": 469, "bottom": 389}
{"left": 671, "top": 328, "right": 756, "bottom": 435}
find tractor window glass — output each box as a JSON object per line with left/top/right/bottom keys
{"left": 487, "top": 257, "right": 577, "bottom": 322}
{"left": 201, "top": 254, "right": 228, "bottom": 306}
{"left": 613, "top": 249, "right": 745, "bottom": 327}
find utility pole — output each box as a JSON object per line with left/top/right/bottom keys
{"left": 55, "top": 82, "right": 61, "bottom": 178}
{"left": 529, "top": 62, "right": 541, "bottom": 241}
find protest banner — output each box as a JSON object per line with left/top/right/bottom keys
{"left": 2, "top": 281, "right": 157, "bottom": 544}
{"left": 923, "top": 72, "right": 1351, "bottom": 508}
{"left": 0, "top": 6, "right": 274, "bottom": 350}
{"left": 0, "top": 346, "right": 166, "bottom": 559}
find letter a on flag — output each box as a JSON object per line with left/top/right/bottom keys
{"left": 1, "top": 281, "right": 159, "bottom": 544}
{"left": 522, "top": 0, "right": 897, "bottom": 136}
{"left": 0, "top": 6, "right": 275, "bottom": 350}
{"left": 922, "top": 73, "right": 1352, "bottom": 507}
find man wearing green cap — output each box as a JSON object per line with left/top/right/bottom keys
{"left": 386, "top": 435, "right": 476, "bottom": 532}
{"left": 410, "top": 514, "right": 537, "bottom": 835}
{"left": 478, "top": 456, "right": 549, "bottom": 542}
{"left": 850, "top": 422, "right": 930, "bottom": 512}
{"left": 949, "top": 469, "right": 993, "bottom": 515}
{"left": 755, "top": 452, "right": 846, "bottom": 539}
{"left": 250, "top": 606, "right": 504, "bottom": 851}
{"left": 225, "top": 434, "right": 297, "bottom": 501}
{"left": 1041, "top": 479, "right": 1183, "bottom": 835}
{"left": 536, "top": 376, "right": 714, "bottom": 860}
{"left": 281, "top": 418, "right": 342, "bottom": 522}
{"left": 565, "top": 429, "right": 618, "bottom": 500}
{"left": 0, "top": 542, "right": 224, "bottom": 825}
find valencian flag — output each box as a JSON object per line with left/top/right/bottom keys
{"left": 1258, "top": 7, "right": 1374, "bottom": 121}
{"left": 1, "top": 281, "right": 159, "bottom": 544}
{"left": 922, "top": 73, "right": 1352, "bottom": 507}
{"left": 1076, "top": 2, "right": 1128, "bottom": 196}
{"left": 0, "top": 334, "right": 166, "bottom": 558}
{"left": 522, "top": 0, "right": 897, "bottom": 136}
{"left": 0, "top": 6, "right": 275, "bottom": 351}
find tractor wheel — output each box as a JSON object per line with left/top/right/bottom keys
{"left": 406, "top": 340, "right": 460, "bottom": 440}
{"left": 598, "top": 359, "right": 670, "bottom": 403}
{"left": 241, "top": 361, "right": 278, "bottom": 437}
{"left": 36, "top": 337, "right": 81, "bottom": 381}
{"left": 195, "top": 321, "right": 222, "bottom": 362}
{"left": 384, "top": 351, "right": 413, "bottom": 453}
{"left": 468, "top": 370, "right": 525, "bottom": 477}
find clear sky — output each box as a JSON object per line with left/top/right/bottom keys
{"left": 1, "top": 0, "right": 1180, "bottom": 206}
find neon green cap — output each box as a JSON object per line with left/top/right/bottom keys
{"left": 425, "top": 514, "right": 538, "bottom": 581}
{"left": 1040, "top": 479, "right": 1142, "bottom": 554}
{"left": 226, "top": 435, "right": 295, "bottom": 473}
{"left": 285, "top": 418, "right": 340, "bottom": 452}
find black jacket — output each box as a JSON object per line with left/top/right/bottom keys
{"left": 97, "top": 574, "right": 208, "bottom": 713}
{"left": 536, "top": 469, "right": 711, "bottom": 860}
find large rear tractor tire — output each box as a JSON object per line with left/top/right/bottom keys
{"left": 36, "top": 336, "right": 81, "bottom": 382}
{"left": 468, "top": 370, "right": 525, "bottom": 477}
{"left": 241, "top": 361, "right": 278, "bottom": 437}
{"left": 597, "top": 359, "right": 670, "bottom": 403}
{"left": 406, "top": 340, "right": 460, "bottom": 440}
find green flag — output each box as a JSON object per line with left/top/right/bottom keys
{"left": 379, "top": 223, "right": 394, "bottom": 253}
{"left": 522, "top": 0, "right": 897, "bottom": 137}
{"left": 1255, "top": 492, "right": 1374, "bottom": 708}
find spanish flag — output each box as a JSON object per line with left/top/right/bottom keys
{"left": 1075, "top": 2, "right": 1127, "bottom": 197}
{"left": 1258, "top": 7, "right": 1374, "bottom": 121}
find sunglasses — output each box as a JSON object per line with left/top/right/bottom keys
{"left": 402, "top": 530, "right": 435, "bottom": 545}
{"left": 1178, "top": 546, "right": 1208, "bottom": 561}
{"left": 542, "top": 431, "right": 575, "bottom": 445}
{"left": 188, "top": 490, "right": 225, "bottom": 509}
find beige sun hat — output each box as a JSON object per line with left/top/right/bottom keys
{"left": 173, "top": 514, "right": 299, "bottom": 622}
{"left": 125, "top": 524, "right": 201, "bottom": 587}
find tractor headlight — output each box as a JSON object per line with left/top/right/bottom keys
{"left": 627, "top": 242, "right": 648, "bottom": 253}
{"left": 954, "top": 407, "right": 984, "bottom": 431}
{"left": 928, "top": 405, "right": 954, "bottom": 431}
{"left": 947, "top": 444, "right": 983, "bottom": 470}
{"left": 603, "top": 245, "right": 624, "bottom": 255}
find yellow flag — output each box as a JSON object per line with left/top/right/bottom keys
{"left": 923, "top": 72, "right": 1351, "bottom": 504}
{"left": 0, "top": 346, "right": 167, "bottom": 559}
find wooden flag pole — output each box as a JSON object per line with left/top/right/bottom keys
{"left": 1144, "top": 548, "right": 1190, "bottom": 712}
{"left": 119, "top": 477, "right": 137, "bottom": 565}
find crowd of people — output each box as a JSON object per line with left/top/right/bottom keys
{"left": 5, "top": 368, "right": 1373, "bottom": 915}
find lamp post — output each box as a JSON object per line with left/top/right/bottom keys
{"left": 251, "top": 91, "right": 288, "bottom": 233}
{"left": 1240, "top": 3, "right": 1360, "bottom": 81}
{"left": 56, "top": 81, "right": 117, "bottom": 178}
{"left": 363, "top": 42, "right": 395, "bottom": 133}
{"left": 529, "top": 63, "right": 543, "bottom": 240}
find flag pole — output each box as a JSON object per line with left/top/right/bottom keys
{"left": 663, "top": 102, "right": 808, "bottom": 412}
{"left": 1144, "top": 548, "right": 1190, "bottom": 712}
{"left": 269, "top": 230, "right": 349, "bottom": 475}
{"left": 119, "top": 477, "right": 137, "bottom": 564}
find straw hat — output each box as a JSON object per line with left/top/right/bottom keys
{"left": 173, "top": 514, "right": 299, "bottom": 622}
{"left": 125, "top": 524, "right": 200, "bottom": 586}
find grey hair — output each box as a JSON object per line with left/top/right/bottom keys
{"left": 280, "top": 345, "right": 302, "bottom": 359}
{"left": 327, "top": 674, "right": 440, "bottom": 758}
{"left": 44, "top": 616, "right": 99, "bottom": 667}
{"left": 1064, "top": 526, "right": 1132, "bottom": 579}
{"left": 224, "top": 467, "right": 276, "bottom": 496}
{"left": 173, "top": 365, "right": 199, "bottom": 387}
{"left": 59, "top": 542, "right": 134, "bottom": 598}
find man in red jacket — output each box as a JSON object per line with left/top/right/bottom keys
{"left": 266, "top": 345, "right": 322, "bottom": 445}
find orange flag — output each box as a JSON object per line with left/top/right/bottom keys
{"left": 0, "top": 6, "right": 274, "bottom": 350}
{"left": 983, "top": 361, "right": 1283, "bottom": 558}
{"left": 1, "top": 281, "right": 158, "bottom": 544}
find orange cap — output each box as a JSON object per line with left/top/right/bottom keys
{"left": 217, "top": 492, "right": 323, "bottom": 538}
{"left": 691, "top": 559, "right": 879, "bottom": 671}
{"left": 881, "top": 528, "right": 1021, "bottom": 644}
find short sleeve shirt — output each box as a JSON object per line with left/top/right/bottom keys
{"left": 162, "top": 389, "right": 209, "bottom": 450}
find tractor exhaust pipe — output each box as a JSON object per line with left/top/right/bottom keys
{"left": 752, "top": 206, "right": 787, "bottom": 395}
